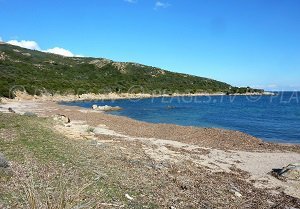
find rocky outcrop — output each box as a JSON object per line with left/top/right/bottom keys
{"left": 112, "top": 62, "right": 128, "bottom": 73}
{"left": 89, "top": 59, "right": 111, "bottom": 69}
{"left": 92, "top": 105, "right": 122, "bottom": 111}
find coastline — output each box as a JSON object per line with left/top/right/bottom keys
{"left": 0, "top": 98, "right": 298, "bottom": 151}
{"left": 0, "top": 91, "right": 275, "bottom": 103}
{"left": 0, "top": 93, "right": 297, "bottom": 149}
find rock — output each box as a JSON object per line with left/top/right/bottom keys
{"left": 272, "top": 163, "right": 300, "bottom": 180}
{"left": 99, "top": 105, "right": 122, "bottom": 111}
{"left": 125, "top": 193, "right": 134, "bottom": 201}
{"left": 0, "top": 153, "right": 9, "bottom": 168}
{"left": 8, "top": 107, "right": 15, "bottom": 113}
{"left": 92, "top": 104, "right": 98, "bottom": 110}
{"left": 92, "top": 105, "right": 122, "bottom": 111}
{"left": 53, "top": 114, "right": 70, "bottom": 124}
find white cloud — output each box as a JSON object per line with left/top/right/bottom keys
{"left": 45, "top": 47, "right": 75, "bottom": 57}
{"left": 124, "top": 0, "right": 137, "bottom": 3}
{"left": 0, "top": 37, "right": 2, "bottom": 42}
{"left": 5, "top": 38, "right": 82, "bottom": 57}
{"left": 155, "top": 1, "right": 170, "bottom": 9}
{"left": 7, "top": 40, "right": 41, "bottom": 50}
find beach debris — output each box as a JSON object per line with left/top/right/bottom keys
{"left": 8, "top": 107, "right": 15, "bottom": 113}
{"left": 91, "top": 104, "right": 122, "bottom": 111}
{"left": 0, "top": 153, "right": 9, "bottom": 168}
{"left": 229, "top": 184, "right": 242, "bottom": 198}
{"left": 125, "top": 193, "right": 134, "bottom": 201}
{"left": 234, "top": 191, "right": 242, "bottom": 198}
{"left": 271, "top": 163, "right": 300, "bottom": 180}
{"left": 229, "top": 188, "right": 242, "bottom": 198}
{"left": 53, "top": 114, "right": 71, "bottom": 124}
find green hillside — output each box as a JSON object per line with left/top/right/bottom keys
{"left": 0, "top": 43, "right": 263, "bottom": 98}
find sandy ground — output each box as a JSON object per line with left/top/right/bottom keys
{"left": 0, "top": 99, "right": 300, "bottom": 200}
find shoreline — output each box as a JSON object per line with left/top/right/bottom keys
{"left": 64, "top": 102, "right": 300, "bottom": 146}
{"left": 0, "top": 91, "right": 275, "bottom": 103}
{"left": 0, "top": 98, "right": 299, "bottom": 150}
{"left": 1, "top": 93, "right": 298, "bottom": 146}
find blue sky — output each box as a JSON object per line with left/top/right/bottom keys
{"left": 0, "top": 0, "right": 300, "bottom": 90}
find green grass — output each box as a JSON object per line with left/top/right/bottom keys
{"left": 0, "top": 113, "right": 158, "bottom": 208}
{"left": 0, "top": 114, "right": 71, "bottom": 164}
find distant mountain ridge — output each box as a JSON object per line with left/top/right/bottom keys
{"left": 0, "top": 43, "right": 263, "bottom": 97}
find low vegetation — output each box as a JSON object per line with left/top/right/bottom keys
{"left": 0, "top": 43, "right": 263, "bottom": 98}
{"left": 0, "top": 113, "right": 157, "bottom": 208}
{"left": 1, "top": 113, "right": 299, "bottom": 208}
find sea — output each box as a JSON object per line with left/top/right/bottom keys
{"left": 62, "top": 92, "right": 300, "bottom": 144}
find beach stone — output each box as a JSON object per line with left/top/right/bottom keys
{"left": 53, "top": 114, "right": 70, "bottom": 124}
{"left": 0, "top": 153, "right": 9, "bottom": 168}
{"left": 92, "top": 104, "right": 98, "bottom": 110}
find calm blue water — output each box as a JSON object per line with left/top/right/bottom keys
{"left": 62, "top": 92, "right": 300, "bottom": 144}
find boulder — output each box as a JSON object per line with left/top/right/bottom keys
{"left": 0, "top": 153, "right": 9, "bottom": 168}
{"left": 92, "top": 105, "right": 122, "bottom": 111}
{"left": 53, "top": 114, "right": 71, "bottom": 124}
{"left": 97, "top": 105, "right": 122, "bottom": 111}
{"left": 92, "top": 104, "right": 98, "bottom": 110}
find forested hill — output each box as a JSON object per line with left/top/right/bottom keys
{"left": 0, "top": 43, "right": 263, "bottom": 97}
